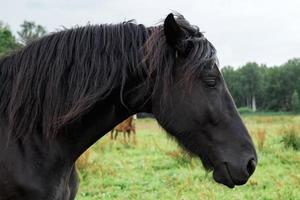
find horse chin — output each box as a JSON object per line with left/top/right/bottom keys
{"left": 199, "top": 155, "right": 214, "bottom": 172}
{"left": 212, "top": 163, "right": 235, "bottom": 188}
{"left": 197, "top": 155, "right": 235, "bottom": 188}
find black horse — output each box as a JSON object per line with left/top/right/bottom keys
{"left": 0, "top": 13, "right": 257, "bottom": 199}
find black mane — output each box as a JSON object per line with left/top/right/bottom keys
{"left": 0, "top": 15, "right": 216, "bottom": 139}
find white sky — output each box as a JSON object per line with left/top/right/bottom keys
{"left": 1, "top": 0, "right": 300, "bottom": 67}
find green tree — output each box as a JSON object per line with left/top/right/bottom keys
{"left": 0, "top": 22, "right": 20, "bottom": 57}
{"left": 291, "top": 90, "right": 300, "bottom": 113}
{"left": 239, "top": 62, "right": 261, "bottom": 111}
{"left": 222, "top": 66, "right": 243, "bottom": 107}
{"left": 264, "top": 59, "right": 300, "bottom": 111}
{"left": 17, "top": 21, "right": 46, "bottom": 45}
{"left": 222, "top": 58, "right": 300, "bottom": 112}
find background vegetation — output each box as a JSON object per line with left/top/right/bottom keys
{"left": 0, "top": 20, "right": 46, "bottom": 56}
{"left": 76, "top": 115, "right": 300, "bottom": 200}
{"left": 222, "top": 61, "right": 300, "bottom": 112}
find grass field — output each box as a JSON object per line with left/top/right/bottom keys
{"left": 75, "top": 114, "right": 300, "bottom": 200}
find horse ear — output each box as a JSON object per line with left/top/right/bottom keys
{"left": 164, "top": 13, "right": 187, "bottom": 48}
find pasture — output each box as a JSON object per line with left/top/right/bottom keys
{"left": 76, "top": 114, "right": 300, "bottom": 200}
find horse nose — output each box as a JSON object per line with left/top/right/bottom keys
{"left": 246, "top": 158, "right": 256, "bottom": 176}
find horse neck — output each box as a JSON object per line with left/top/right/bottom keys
{"left": 62, "top": 79, "right": 152, "bottom": 161}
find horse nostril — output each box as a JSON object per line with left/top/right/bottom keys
{"left": 247, "top": 159, "right": 256, "bottom": 176}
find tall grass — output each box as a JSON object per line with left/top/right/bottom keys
{"left": 255, "top": 128, "right": 266, "bottom": 151}
{"left": 280, "top": 126, "right": 300, "bottom": 151}
{"left": 77, "top": 148, "right": 91, "bottom": 169}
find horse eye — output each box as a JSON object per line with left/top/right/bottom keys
{"left": 203, "top": 78, "right": 217, "bottom": 88}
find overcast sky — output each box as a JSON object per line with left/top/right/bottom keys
{"left": 1, "top": 0, "right": 299, "bottom": 67}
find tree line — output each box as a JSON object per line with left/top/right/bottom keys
{"left": 222, "top": 60, "right": 300, "bottom": 113}
{"left": 0, "top": 20, "right": 46, "bottom": 57}
{"left": 0, "top": 20, "right": 299, "bottom": 113}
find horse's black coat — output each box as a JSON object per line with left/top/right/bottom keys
{"left": 0, "top": 13, "right": 257, "bottom": 199}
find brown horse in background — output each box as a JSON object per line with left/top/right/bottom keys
{"left": 110, "top": 116, "right": 136, "bottom": 143}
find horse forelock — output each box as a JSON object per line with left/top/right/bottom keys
{"left": 143, "top": 15, "right": 217, "bottom": 107}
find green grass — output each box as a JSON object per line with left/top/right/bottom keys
{"left": 75, "top": 115, "right": 300, "bottom": 200}
{"left": 281, "top": 126, "right": 300, "bottom": 151}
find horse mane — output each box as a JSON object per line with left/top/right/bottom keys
{"left": 0, "top": 14, "right": 216, "bottom": 139}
